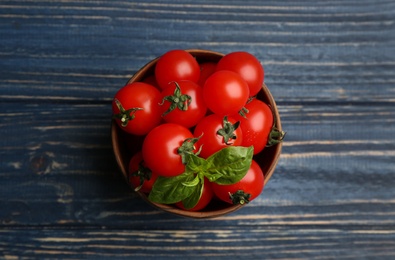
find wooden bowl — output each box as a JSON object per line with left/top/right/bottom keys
{"left": 111, "top": 49, "right": 283, "bottom": 218}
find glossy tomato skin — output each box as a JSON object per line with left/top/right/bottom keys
{"left": 211, "top": 160, "right": 264, "bottom": 204}
{"left": 203, "top": 70, "right": 250, "bottom": 116}
{"left": 193, "top": 114, "right": 243, "bottom": 158}
{"left": 235, "top": 98, "right": 274, "bottom": 155}
{"left": 155, "top": 50, "right": 200, "bottom": 90}
{"left": 216, "top": 51, "right": 264, "bottom": 97}
{"left": 160, "top": 81, "right": 207, "bottom": 128}
{"left": 112, "top": 82, "right": 162, "bottom": 135}
{"left": 197, "top": 62, "right": 217, "bottom": 87}
{"left": 142, "top": 123, "right": 193, "bottom": 177}
{"left": 175, "top": 177, "right": 214, "bottom": 211}
{"left": 128, "top": 152, "right": 158, "bottom": 193}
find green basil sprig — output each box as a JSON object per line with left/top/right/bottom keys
{"left": 148, "top": 146, "right": 253, "bottom": 209}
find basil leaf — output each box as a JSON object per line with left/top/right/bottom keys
{"left": 182, "top": 174, "right": 200, "bottom": 187}
{"left": 148, "top": 172, "right": 196, "bottom": 204}
{"left": 181, "top": 175, "right": 204, "bottom": 209}
{"left": 147, "top": 146, "right": 253, "bottom": 207}
{"left": 205, "top": 146, "right": 253, "bottom": 185}
{"left": 185, "top": 152, "right": 207, "bottom": 173}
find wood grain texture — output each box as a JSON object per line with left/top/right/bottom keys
{"left": 1, "top": 0, "right": 395, "bottom": 259}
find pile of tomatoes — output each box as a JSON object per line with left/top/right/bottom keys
{"left": 112, "top": 50, "right": 284, "bottom": 211}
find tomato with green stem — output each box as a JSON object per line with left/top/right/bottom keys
{"left": 160, "top": 81, "right": 207, "bottom": 128}
{"left": 128, "top": 152, "right": 158, "bottom": 193}
{"left": 211, "top": 160, "right": 264, "bottom": 205}
{"left": 193, "top": 114, "right": 243, "bottom": 158}
{"left": 155, "top": 50, "right": 200, "bottom": 90}
{"left": 203, "top": 70, "right": 250, "bottom": 116}
{"left": 235, "top": 98, "right": 273, "bottom": 154}
{"left": 216, "top": 51, "right": 264, "bottom": 97}
{"left": 112, "top": 82, "right": 162, "bottom": 135}
{"left": 142, "top": 123, "right": 196, "bottom": 177}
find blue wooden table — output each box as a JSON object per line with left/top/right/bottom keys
{"left": 1, "top": 1, "right": 395, "bottom": 259}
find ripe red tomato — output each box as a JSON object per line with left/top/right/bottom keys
{"left": 235, "top": 98, "right": 274, "bottom": 155}
{"left": 197, "top": 62, "right": 217, "bottom": 87}
{"left": 112, "top": 82, "right": 162, "bottom": 135}
{"left": 142, "top": 75, "right": 160, "bottom": 89}
{"left": 175, "top": 177, "right": 214, "bottom": 211}
{"left": 193, "top": 114, "right": 243, "bottom": 158}
{"left": 211, "top": 160, "right": 264, "bottom": 205}
{"left": 160, "top": 81, "right": 207, "bottom": 128}
{"left": 142, "top": 123, "right": 194, "bottom": 177}
{"left": 155, "top": 50, "right": 200, "bottom": 90}
{"left": 203, "top": 70, "right": 250, "bottom": 116}
{"left": 216, "top": 51, "right": 264, "bottom": 97}
{"left": 128, "top": 152, "right": 158, "bottom": 193}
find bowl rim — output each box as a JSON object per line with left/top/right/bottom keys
{"left": 111, "top": 49, "right": 283, "bottom": 218}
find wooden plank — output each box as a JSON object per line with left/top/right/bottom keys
{"left": 1, "top": 227, "right": 395, "bottom": 259}
{"left": 1, "top": 0, "right": 394, "bottom": 104}
{"left": 1, "top": 0, "right": 395, "bottom": 258}
{"left": 1, "top": 103, "right": 394, "bottom": 227}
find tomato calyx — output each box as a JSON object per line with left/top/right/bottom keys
{"left": 112, "top": 99, "right": 143, "bottom": 127}
{"left": 217, "top": 116, "right": 241, "bottom": 145}
{"left": 129, "top": 161, "right": 152, "bottom": 192}
{"left": 265, "top": 103, "right": 286, "bottom": 147}
{"left": 177, "top": 135, "right": 202, "bottom": 164}
{"left": 239, "top": 96, "right": 256, "bottom": 119}
{"left": 160, "top": 82, "right": 192, "bottom": 117}
{"left": 267, "top": 126, "right": 286, "bottom": 147}
{"left": 238, "top": 106, "right": 249, "bottom": 118}
{"left": 238, "top": 96, "right": 255, "bottom": 118}
{"left": 229, "top": 190, "right": 251, "bottom": 205}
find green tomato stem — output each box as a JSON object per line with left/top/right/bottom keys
{"left": 267, "top": 127, "right": 286, "bottom": 147}
{"left": 229, "top": 190, "right": 251, "bottom": 205}
{"left": 159, "top": 82, "right": 192, "bottom": 117}
{"left": 217, "top": 116, "right": 240, "bottom": 145}
{"left": 112, "top": 99, "right": 143, "bottom": 127}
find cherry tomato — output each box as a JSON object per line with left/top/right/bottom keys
{"left": 142, "top": 123, "right": 194, "bottom": 177}
{"left": 197, "top": 62, "right": 217, "bottom": 87}
{"left": 193, "top": 114, "right": 243, "bottom": 158}
{"left": 203, "top": 70, "right": 249, "bottom": 116}
{"left": 175, "top": 177, "right": 214, "bottom": 211}
{"left": 112, "top": 82, "right": 162, "bottom": 135}
{"left": 155, "top": 50, "right": 200, "bottom": 90}
{"left": 211, "top": 160, "right": 264, "bottom": 205}
{"left": 128, "top": 152, "right": 158, "bottom": 193}
{"left": 142, "top": 75, "right": 160, "bottom": 89}
{"left": 160, "top": 81, "right": 207, "bottom": 128}
{"left": 235, "top": 98, "right": 274, "bottom": 155}
{"left": 216, "top": 51, "right": 264, "bottom": 97}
